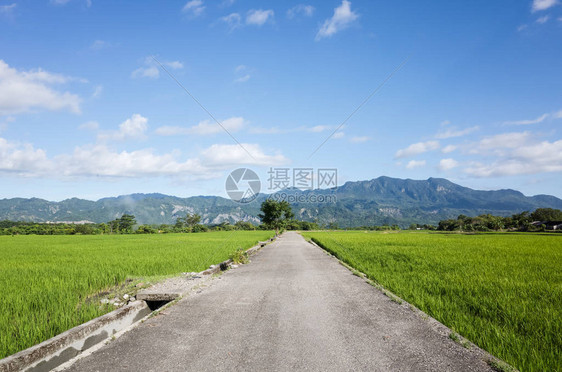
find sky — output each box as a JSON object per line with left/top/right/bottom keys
{"left": 0, "top": 0, "right": 561, "bottom": 201}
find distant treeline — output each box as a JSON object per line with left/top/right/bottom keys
{"left": 2, "top": 208, "right": 561, "bottom": 235}
{"left": 0, "top": 213, "right": 321, "bottom": 236}
{"left": 436, "top": 208, "right": 562, "bottom": 232}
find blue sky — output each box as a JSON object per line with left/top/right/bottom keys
{"left": 1, "top": 0, "right": 561, "bottom": 201}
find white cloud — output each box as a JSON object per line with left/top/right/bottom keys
{"left": 350, "top": 136, "right": 370, "bottom": 143}
{"left": 463, "top": 131, "right": 562, "bottom": 177}
{"left": 154, "top": 126, "right": 189, "bottom": 136}
{"left": 90, "top": 40, "right": 110, "bottom": 50}
{"left": 439, "top": 158, "right": 459, "bottom": 171}
{"left": 406, "top": 160, "right": 426, "bottom": 169}
{"left": 220, "top": 13, "right": 242, "bottom": 30}
{"left": 536, "top": 15, "right": 550, "bottom": 23}
{"left": 553, "top": 110, "right": 562, "bottom": 118}
{"left": 308, "top": 125, "right": 332, "bottom": 133}
{"left": 476, "top": 131, "right": 532, "bottom": 152}
{"left": 246, "top": 9, "right": 274, "bottom": 26}
{"left": 442, "top": 144, "right": 457, "bottom": 154}
{"left": 0, "top": 3, "right": 16, "bottom": 14}
{"left": 182, "top": 0, "right": 205, "bottom": 16}
{"left": 155, "top": 117, "right": 246, "bottom": 136}
{"left": 0, "top": 137, "right": 53, "bottom": 176}
{"left": 435, "top": 126, "right": 479, "bottom": 139}
{"left": 249, "top": 126, "right": 282, "bottom": 134}
{"left": 190, "top": 117, "right": 246, "bottom": 135}
{"left": 200, "top": 143, "right": 287, "bottom": 166}
{"left": 92, "top": 85, "right": 102, "bottom": 98}
{"left": 395, "top": 141, "right": 440, "bottom": 158}
{"left": 316, "top": 0, "right": 358, "bottom": 40}
{"left": 248, "top": 125, "right": 341, "bottom": 135}
{"left": 466, "top": 139, "right": 562, "bottom": 177}
{"left": 234, "top": 66, "right": 251, "bottom": 83}
{"left": 517, "top": 24, "right": 528, "bottom": 31}
{"left": 504, "top": 113, "right": 548, "bottom": 125}
{"left": 165, "top": 61, "right": 184, "bottom": 69}
{"left": 0, "top": 135, "right": 289, "bottom": 179}
{"left": 131, "top": 66, "right": 159, "bottom": 79}
{"left": 56, "top": 144, "right": 209, "bottom": 178}
{"left": 0, "top": 60, "right": 81, "bottom": 115}
{"left": 235, "top": 74, "right": 251, "bottom": 83}
{"left": 131, "top": 57, "right": 183, "bottom": 79}
{"left": 98, "top": 114, "right": 148, "bottom": 141}
{"left": 532, "top": 0, "right": 558, "bottom": 12}
{"left": 79, "top": 121, "right": 99, "bottom": 131}
{"left": 332, "top": 131, "right": 345, "bottom": 139}
{"left": 287, "top": 4, "right": 315, "bottom": 19}
{"left": 50, "top": 0, "right": 92, "bottom": 6}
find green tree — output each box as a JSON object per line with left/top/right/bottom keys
{"left": 118, "top": 214, "right": 136, "bottom": 233}
{"left": 108, "top": 220, "right": 120, "bottom": 234}
{"left": 234, "top": 221, "right": 255, "bottom": 230}
{"left": 258, "top": 199, "right": 294, "bottom": 234}
{"left": 136, "top": 225, "right": 156, "bottom": 234}
{"left": 530, "top": 208, "right": 562, "bottom": 221}
{"left": 327, "top": 222, "right": 339, "bottom": 230}
{"left": 185, "top": 213, "right": 202, "bottom": 227}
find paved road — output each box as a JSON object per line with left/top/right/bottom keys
{"left": 64, "top": 232, "right": 493, "bottom": 372}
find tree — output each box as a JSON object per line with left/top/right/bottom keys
{"left": 136, "top": 225, "right": 156, "bottom": 234}
{"left": 185, "top": 213, "right": 202, "bottom": 227}
{"left": 109, "top": 219, "right": 120, "bottom": 234}
{"left": 174, "top": 216, "right": 185, "bottom": 230}
{"left": 258, "top": 199, "right": 294, "bottom": 234}
{"left": 327, "top": 222, "right": 339, "bottom": 230}
{"left": 118, "top": 214, "right": 136, "bottom": 233}
{"left": 530, "top": 208, "right": 562, "bottom": 222}
{"left": 234, "top": 221, "right": 255, "bottom": 230}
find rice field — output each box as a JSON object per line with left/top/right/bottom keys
{"left": 301, "top": 231, "right": 562, "bottom": 372}
{"left": 0, "top": 231, "right": 273, "bottom": 359}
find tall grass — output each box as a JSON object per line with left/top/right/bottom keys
{"left": 302, "top": 231, "right": 561, "bottom": 372}
{"left": 0, "top": 231, "right": 273, "bottom": 358}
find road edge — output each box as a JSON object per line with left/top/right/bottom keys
{"left": 0, "top": 235, "right": 277, "bottom": 372}
{"left": 303, "top": 234, "right": 519, "bottom": 372}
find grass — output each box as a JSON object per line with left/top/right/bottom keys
{"left": 301, "top": 231, "right": 561, "bottom": 372}
{"left": 0, "top": 231, "right": 273, "bottom": 359}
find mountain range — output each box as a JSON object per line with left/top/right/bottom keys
{"left": 1, "top": 177, "right": 561, "bottom": 228}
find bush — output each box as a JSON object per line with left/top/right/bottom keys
{"left": 229, "top": 247, "right": 249, "bottom": 264}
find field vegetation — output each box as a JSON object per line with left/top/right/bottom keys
{"left": 301, "top": 231, "right": 561, "bottom": 372}
{"left": 0, "top": 231, "right": 273, "bottom": 359}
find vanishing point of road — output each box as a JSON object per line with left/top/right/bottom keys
{"left": 64, "top": 232, "right": 494, "bottom": 372}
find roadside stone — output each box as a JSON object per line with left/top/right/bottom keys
{"left": 100, "top": 299, "right": 110, "bottom": 304}
{"left": 123, "top": 294, "right": 130, "bottom": 300}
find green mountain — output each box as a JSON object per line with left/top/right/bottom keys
{"left": 1, "top": 177, "right": 561, "bottom": 227}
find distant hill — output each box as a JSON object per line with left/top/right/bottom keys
{"left": 1, "top": 177, "right": 561, "bottom": 227}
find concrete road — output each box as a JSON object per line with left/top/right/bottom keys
{"left": 64, "top": 232, "right": 493, "bottom": 372}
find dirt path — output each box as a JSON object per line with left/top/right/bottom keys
{"left": 63, "top": 232, "right": 493, "bottom": 371}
